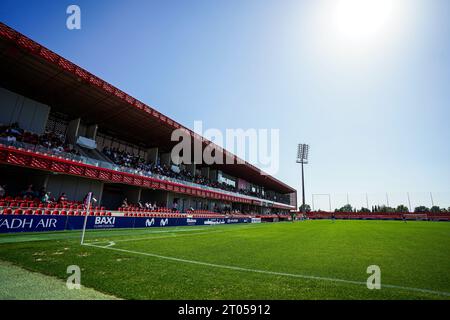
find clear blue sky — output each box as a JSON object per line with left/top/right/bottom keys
{"left": 1, "top": 0, "right": 449, "bottom": 208}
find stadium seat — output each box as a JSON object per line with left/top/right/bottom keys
{"left": 52, "top": 210, "right": 60, "bottom": 216}
{"left": 24, "top": 209, "right": 33, "bottom": 215}
{"left": 60, "top": 210, "right": 67, "bottom": 216}
{"left": 14, "top": 209, "right": 23, "bottom": 215}
{"left": 34, "top": 210, "right": 42, "bottom": 215}
{"left": 2, "top": 208, "right": 12, "bottom": 215}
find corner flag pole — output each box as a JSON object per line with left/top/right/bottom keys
{"left": 80, "top": 192, "right": 92, "bottom": 245}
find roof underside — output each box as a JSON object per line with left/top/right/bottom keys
{"left": 0, "top": 22, "right": 296, "bottom": 194}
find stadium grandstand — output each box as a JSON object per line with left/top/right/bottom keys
{"left": 0, "top": 22, "right": 297, "bottom": 230}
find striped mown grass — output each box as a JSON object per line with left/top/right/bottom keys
{"left": 0, "top": 220, "right": 449, "bottom": 299}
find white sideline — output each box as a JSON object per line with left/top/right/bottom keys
{"left": 84, "top": 228, "right": 206, "bottom": 244}
{"left": 83, "top": 242, "right": 450, "bottom": 298}
{"left": 84, "top": 224, "right": 262, "bottom": 245}
{"left": 88, "top": 230, "right": 225, "bottom": 245}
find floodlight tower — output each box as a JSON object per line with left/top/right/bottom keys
{"left": 296, "top": 144, "right": 309, "bottom": 213}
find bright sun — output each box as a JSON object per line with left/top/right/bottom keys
{"left": 332, "top": 0, "right": 395, "bottom": 43}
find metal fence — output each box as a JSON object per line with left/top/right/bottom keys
{"left": 311, "top": 192, "right": 450, "bottom": 212}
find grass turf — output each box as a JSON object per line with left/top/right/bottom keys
{"left": 0, "top": 220, "right": 449, "bottom": 300}
{"left": 0, "top": 260, "right": 119, "bottom": 300}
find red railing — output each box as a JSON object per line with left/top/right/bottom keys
{"left": 0, "top": 144, "right": 271, "bottom": 205}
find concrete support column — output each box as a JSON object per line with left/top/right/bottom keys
{"left": 160, "top": 152, "right": 171, "bottom": 167}
{"left": 146, "top": 147, "right": 158, "bottom": 164}
{"left": 209, "top": 169, "right": 218, "bottom": 182}
{"left": 97, "top": 182, "right": 104, "bottom": 206}
{"left": 85, "top": 124, "right": 98, "bottom": 140}
{"left": 201, "top": 167, "right": 210, "bottom": 179}
{"left": 66, "top": 118, "right": 81, "bottom": 145}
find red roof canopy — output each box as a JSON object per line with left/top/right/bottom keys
{"left": 0, "top": 22, "right": 296, "bottom": 194}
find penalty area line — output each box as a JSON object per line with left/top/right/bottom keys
{"left": 82, "top": 243, "right": 450, "bottom": 298}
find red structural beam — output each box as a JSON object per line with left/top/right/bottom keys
{"left": 0, "top": 145, "right": 294, "bottom": 210}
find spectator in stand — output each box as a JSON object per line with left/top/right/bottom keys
{"left": 121, "top": 198, "right": 129, "bottom": 208}
{"left": 5, "top": 133, "right": 16, "bottom": 143}
{"left": 58, "top": 192, "right": 68, "bottom": 204}
{"left": 38, "top": 187, "right": 47, "bottom": 200}
{"left": 172, "top": 201, "right": 178, "bottom": 212}
{"left": 41, "top": 191, "right": 51, "bottom": 204}
{"left": 52, "top": 145, "right": 64, "bottom": 154}
{"left": 22, "top": 184, "right": 36, "bottom": 199}
{"left": 5, "top": 122, "right": 23, "bottom": 136}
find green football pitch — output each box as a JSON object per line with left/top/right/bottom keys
{"left": 0, "top": 220, "right": 449, "bottom": 300}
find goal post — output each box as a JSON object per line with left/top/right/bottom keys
{"left": 312, "top": 194, "right": 332, "bottom": 212}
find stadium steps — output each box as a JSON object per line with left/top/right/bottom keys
{"left": 75, "top": 145, "right": 112, "bottom": 163}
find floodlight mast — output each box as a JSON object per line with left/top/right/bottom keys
{"left": 296, "top": 144, "right": 309, "bottom": 214}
